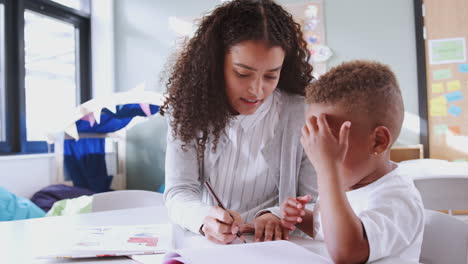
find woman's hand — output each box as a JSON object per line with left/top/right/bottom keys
{"left": 201, "top": 206, "right": 244, "bottom": 244}
{"left": 253, "top": 212, "right": 289, "bottom": 241}
{"left": 280, "top": 195, "right": 312, "bottom": 231}
{"left": 300, "top": 114, "right": 351, "bottom": 175}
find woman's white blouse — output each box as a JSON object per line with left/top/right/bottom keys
{"left": 164, "top": 89, "right": 317, "bottom": 234}
{"left": 201, "top": 90, "right": 281, "bottom": 222}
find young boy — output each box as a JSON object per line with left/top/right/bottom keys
{"left": 280, "top": 60, "right": 424, "bottom": 263}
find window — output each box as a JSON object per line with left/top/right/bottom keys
{"left": 0, "top": 0, "right": 91, "bottom": 154}
{"left": 24, "top": 10, "right": 78, "bottom": 142}
{"left": 51, "top": 0, "right": 89, "bottom": 13}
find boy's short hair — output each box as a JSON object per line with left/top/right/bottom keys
{"left": 306, "top": 60, "right": 404, "bottom": 144}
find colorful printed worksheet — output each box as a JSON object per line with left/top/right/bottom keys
{"left": 38, "top": 224, "right": 174, "bottom": 259}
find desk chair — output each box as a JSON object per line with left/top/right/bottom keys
{"left": 92, "top": 190, "right": 164, "bottom": 212}
{"left": 413, "top": 176, "right": 468, "bottom": 215}
{"left": 420, "top": 209, "right": 468, "bottom": 264}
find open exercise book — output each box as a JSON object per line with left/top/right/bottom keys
{"left": 133, "top": 239, "right": 330, "bottom": 264}
{"left": 37, "top": 224, "right": 174, "bottom": 259}
{"left": 164, "top": 240, "right": 330, "bottom": 264}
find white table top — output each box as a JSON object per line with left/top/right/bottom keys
{"left": 0, "top": 206, "right": 417, "bottom": 264}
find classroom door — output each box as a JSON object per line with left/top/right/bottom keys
{"left": 422, "top": 0, "right": 468, "bottom": 161}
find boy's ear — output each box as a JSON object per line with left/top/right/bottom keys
{"left": 372, "top": 126, "right": 391, "bottom": 154}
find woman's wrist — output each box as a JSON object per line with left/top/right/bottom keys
{"left": 255, "top": 210, "right": 272, "bottom": 218}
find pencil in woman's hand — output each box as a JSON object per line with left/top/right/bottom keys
{"left": 204, "top": 181, "right": 247, "bottom": 243}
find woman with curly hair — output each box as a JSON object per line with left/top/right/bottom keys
{"left": 161, "top": 0, "right": 317, "bottom": 244}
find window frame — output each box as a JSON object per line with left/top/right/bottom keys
{"left": 0, "top": 0, "right": 91, "bottom": 154}
{"left": 413, "top": 0, "right": 429, "bottom": 158}
{"left": 0, "top": 1, "right": 6, "bottom": 148}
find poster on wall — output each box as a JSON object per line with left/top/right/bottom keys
{"left": 429, "top": 37, "right": 466, "bottom": 65}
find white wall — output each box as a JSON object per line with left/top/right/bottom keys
{"left": 114, "top": 0, "right": 221, "bottom": 191}
{"left": 323, "top": 0, "right": 419, "bottom": 145}
{"left": 0, "top": 154, "right": 54, "bottom": 198}
{"left": 91, "top": 0, "right": 115, "bottom": 99}
{"left": 0, "top": 152, "right": 118, "bottom": 198}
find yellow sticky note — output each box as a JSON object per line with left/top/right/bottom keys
{"left": 446, "top": 80, "right": 461, "bottom": 92}
{"left": 429, "top": 95, "right": 448, "bottom": 116}
{"left": 430, "top": 104, "right": 448, "bottom": 116}
{"left": 431, "top": 83, "right": 444, "bottom": 93}
{"left": 430, "top": 95, "right": 448, "bottom": 105}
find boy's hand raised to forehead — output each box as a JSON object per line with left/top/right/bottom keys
{"left": 300, "top": 114, "right": 351, "bottom": 175}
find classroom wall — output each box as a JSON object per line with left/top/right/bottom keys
{"left": 114, "top": 0, "right": 221, "bottom": 191}
{"left": 0, "top": 153, "right": 118, "bottom": 198}
{"left": 114, "top": 0, "right": 420, "bottom": 190}
{"left": 324, "top": 0, "right": 419, "bottom": 145}
{"left": 0, "top": 154, "right": 54, "bottom": 198}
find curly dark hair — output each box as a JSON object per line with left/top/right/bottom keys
{"left": 306, "top": 60, "right": 404, "bottom": 143}
{"left": 160, "top": 0, "right": 313, "bottom": 155}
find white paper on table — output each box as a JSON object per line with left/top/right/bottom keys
{"left": 131, "top": 254, "right": 166, "bottom": 264}
{"left": 38, "top": 224, "right": 174, "bottom": 259}
{"left": 162, "top": 240, "right": 331, "bottom": 264}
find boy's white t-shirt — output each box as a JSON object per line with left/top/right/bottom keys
{"left": 312, "top": 164, "right": 425, "bottom": 262}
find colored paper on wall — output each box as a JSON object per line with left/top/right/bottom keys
{"left": 431, "top": 83, "right": 444, "bottom": 93}
{"left": 449, "top": 126, "right": 461, "bottom": 135}
{"left": 434, "top": 124, "right": 449, "bottom": 135}
{"left": 448, "top": 105, "right": 462, "bottom": 117}
{"left": 429, "top": 95, "right": 448, "bottom": 116}
{"left": 430, "top": 95, "right": 448, "bottom": 105}
{"left": 446, "top": 80, "right": 462, "bottom": 92}
{"left": 433, "top": 69, "right": 452, "bottom": 80}
{"left": 429, "top": 104, "right": 448, "bottom": 117}
{"left": 429, "top": 37, "right": 466, "bottom": 64}
{"left": 459, "top": 63, "right": 468, "bottom": 73}
{"left": 445, "top": 91, "right": 463, "bottom": 103}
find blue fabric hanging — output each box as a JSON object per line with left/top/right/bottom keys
{"left": 63, "top": 104, "right": 160, "bottom": 193}
{"left": 64, "top": 138, "right": 111, "bottom": 193}
{"left": 75, "top": 104, "right": 160, "bottom": 133}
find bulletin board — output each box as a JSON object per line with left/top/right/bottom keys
{"left": 284, "top": 0, "right": 331, "bottom": 77}
{"left": 421, "top": 0, "right": 468, "bottom": 161}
